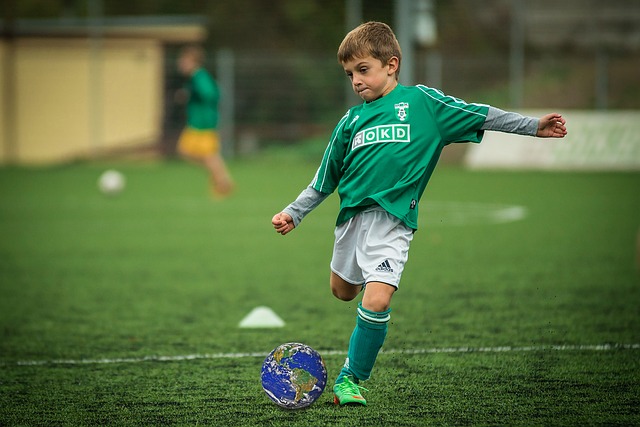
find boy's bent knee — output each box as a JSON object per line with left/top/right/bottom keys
{"left": 361, "top": 282, "right": 396, "bottom": 312}
{"left": 331, "top": 287, "right": 360, "bottom": 301}
{"left": 330, "top": 272, "right": 362, "bottom": 301}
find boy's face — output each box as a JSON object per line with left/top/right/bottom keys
{"left": 342, "top": 55, "right": 399, "bottom": 102}
{"left": 178, "top": 54, "right": 198, "bottom": 76}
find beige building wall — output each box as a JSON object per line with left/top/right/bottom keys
{"left": 0, "top": 42, "right": 7, "bottom": 164}
{"left": 101, "top": 40, "right": 163, "bottom": 149}
{"left": 1, "top": 37, "right": 163, "bottom": 164}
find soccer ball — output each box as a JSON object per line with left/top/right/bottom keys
{"left": 98, "top": 170, "right": 125, "bottom": 195}
{"left": 261, "top": 342, "right": 327, "bottom": 409}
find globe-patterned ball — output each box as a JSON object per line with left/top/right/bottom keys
{"left": 261, "top": 342, "right": 327, "bottom": 409}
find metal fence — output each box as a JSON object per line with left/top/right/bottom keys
{"left": 7, "top": 0, "right": 639, "bottom": 160}
{"left": 161, "top": 47, "right": 640, "bottom": 157}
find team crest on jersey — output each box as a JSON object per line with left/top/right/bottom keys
{"left": 394, "top": 102, "right": 409, "bottom": 122}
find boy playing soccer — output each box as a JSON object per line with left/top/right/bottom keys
{"left": 271, "top": 22, "right": 567, "bottom": 406}
{"left": 176, "top": 45, "right": 234, "bottom": 197}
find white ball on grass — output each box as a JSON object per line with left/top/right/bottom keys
{"left": 98, "top": 169, "right": 125, "bottom": 195}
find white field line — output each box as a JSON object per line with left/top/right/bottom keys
{"left": 6, "top": 343, "right": 639, "bottom": 367}
{"left": 424, "top": 201, "right": 528, "bottom": 226}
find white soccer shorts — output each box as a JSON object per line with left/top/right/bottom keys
{"left": 330, "top": 206, "right": 414, "bottom": 288}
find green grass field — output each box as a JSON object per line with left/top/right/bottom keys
{"left": 1, "top": 150, "right": 639, "bottom": 426}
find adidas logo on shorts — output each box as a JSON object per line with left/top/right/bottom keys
{"left": 375, "top": 260, "right": 394, "bottom": 273}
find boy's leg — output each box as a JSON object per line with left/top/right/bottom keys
{"left": 204, "top": 153, "right": 234, "bottom": 196}
{"left": 330, "top": 272, "right": 362, "bottom": 302}
{"left": 334, "top": 282, "right": 394, "bottom": 406}
{"left": 330, "top": 207, "right": 412, "bottom": 405}
{"left": 336, "top": 282, "right": 394, "bottom": 382}
{"left": 361, "top": 281, "right": 395, "bottom": 312}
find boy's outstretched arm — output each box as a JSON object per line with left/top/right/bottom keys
{"left": 537, "top": 113, "right": 567, "bottom": 138}
{"left": 481, "top": 107, "right": 568, "bottom": 139}
{"left": 272, "top": 212, "right": 295, "bottom": 235}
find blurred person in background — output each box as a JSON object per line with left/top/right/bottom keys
{"left": 176, "top": 45, "right": 234, "bottom": 198}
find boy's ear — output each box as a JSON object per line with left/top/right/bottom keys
{"left": 387, "top": 56, "right": 399, "bottom": 75}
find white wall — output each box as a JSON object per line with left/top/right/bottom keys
{"left": 465, "top": 111, "right": 640, "bottom": 170}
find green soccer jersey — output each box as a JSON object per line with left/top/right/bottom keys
{"left": 186, "top": 68, "right": 219, "bottom": 130}
{"left": 311, "top": 84, "right": 489, "bottom": 230}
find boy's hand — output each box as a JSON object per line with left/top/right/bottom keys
{"left": 272, "top": 212, "right": 295, "bottom": 235}
{"left": 537, "top": 113, "right": 567, "bottom": 138}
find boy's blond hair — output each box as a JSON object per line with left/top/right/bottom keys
{"left": 337, "top": 21, "right": 402, "bottom": 80}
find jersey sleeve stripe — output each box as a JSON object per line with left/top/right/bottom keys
{"left": 416, "top": 85, "right": 488, "bottom": 119}
{"left": 312, "top": 111, "right": 350, "bottom": 191}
